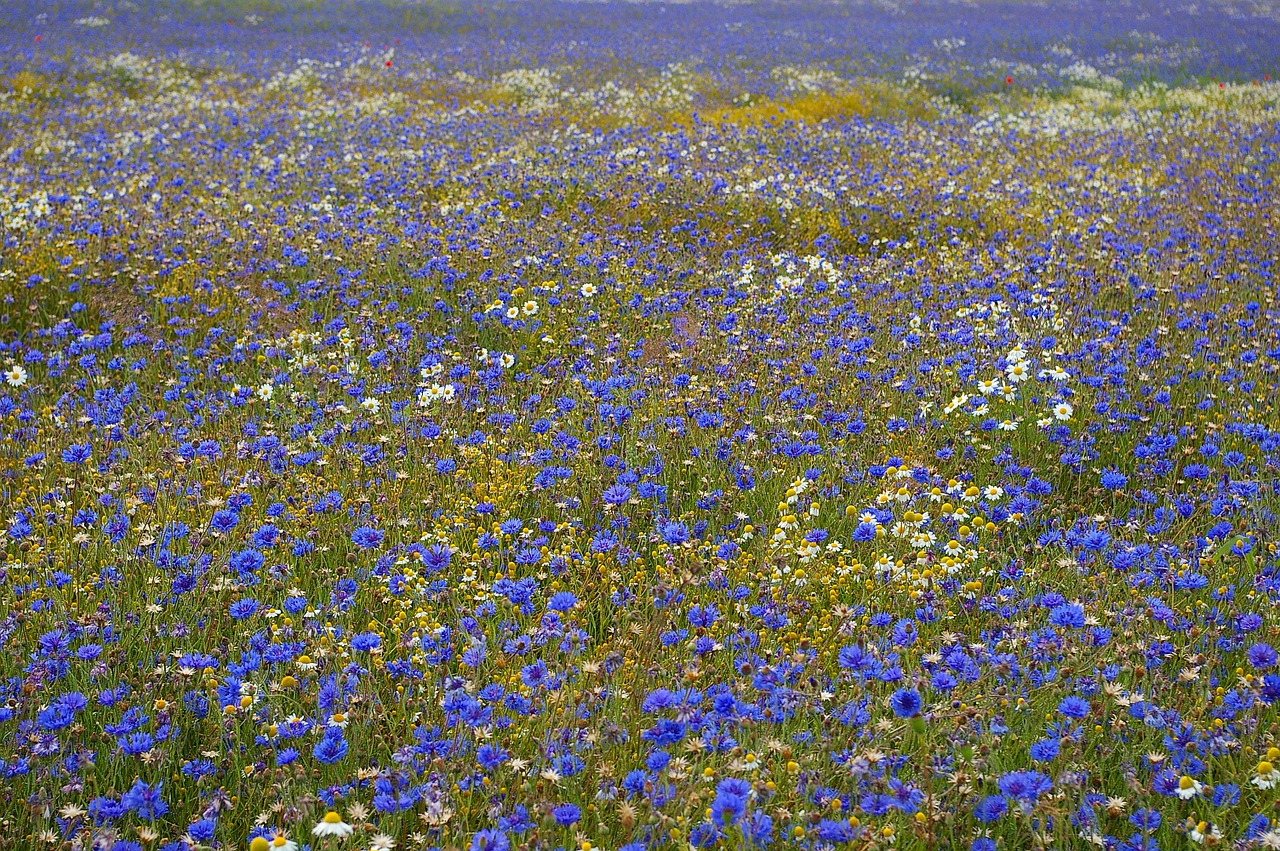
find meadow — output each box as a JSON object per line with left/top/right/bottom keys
{"left": 2, "top": 1, "right": 1280, "bottom": 849}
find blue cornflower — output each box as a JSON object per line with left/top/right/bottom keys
{"left": 62, "top": 443, "right": 92, "bottom": 464}
{"left": 973, "top": 795, "right": 1006, "bottom": 823}
{"left": 997, "top": 770, "right": 1052, "bottom": 806}
{"left": 1048, "top": 603, "right": 1085, "bottom": 629}
{"left": 421, "top": 542, "right": 452, "bottom": 572}
{"left": 477, "top": 744, "right": 509, "bottom": 771}
{"left": 350, "top": 632, "right": 380, "bottom": 653}
{"left": 121, "top": 779, "right": 168, "bottom": 820}
{"left": 1058, "top": 696, "right": 1090, "bottom": 719}
{"left": 930, "top": 671, "right": 958, "bottom": 692}
{"left": 548, "top": 591, "right": 578, "bottom": 612}
{"left": 312, "top": 729, "right": 349, "bottom": 764}
{"left": 1100, "top": 468, "right": 1127, "bottom": 490}
{"left": 209, "top": 509, "right": 240, "bottom": 534}
{"left": 1080, "top": 530, "right": 1110, "bottom": 552}
{"left": 1028, "top": 738, "right": 1060, "bottom": 762}
{"left": 659, "top": 519, "right": 690, "bottom": 546}
{"left": 520, "top": 659, "right": 550, "bottom": 689}
{"left": 688, "top": 604, "right": 719, "bottom": 629}
{"left": 1247, "top": 643, "right": 1277, "bottom": 669}
{"left": 351, "top": 525, "right": 384, "bottom": 549}
{"left": 889, "top": 688, "right": 922, "bottom": 718}
{"left": 187, "top": 818, "right": 216, "bottom": 841}
{"left": 603, "top": 484, "right": 631, "bottom": 505}
{"left": 228, "top": 598, "right": 259, "bottom": 619}
{"left": 551, "top": 803, "right": 581, "bottom": 826}
{"left": 470, "top": 830, "right": 509, "bottom": 851}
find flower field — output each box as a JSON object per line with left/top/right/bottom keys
{"left": 3, "top": 1, "right": 1280, "bottom": 849}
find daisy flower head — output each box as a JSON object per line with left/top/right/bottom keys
{"left": 1189, "top": 821, "right": 1222, "bottom": 844}
{"left": 1175, "top": 774, "right": 1202, "bottom": 799}
{"left": 251, "top": 833, "right": 299, "bottom": 851}
{"left": 1253, "top": 760, "right": 1280, "bottom": 789}
{"left": 312, "top": 811, "right": 353, "bottom": 839}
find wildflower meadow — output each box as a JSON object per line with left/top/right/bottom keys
{"left": 2, "top": 1, "right": 1280, "bottom": 850}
